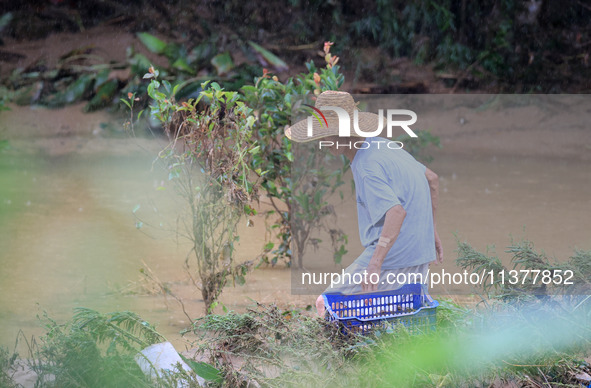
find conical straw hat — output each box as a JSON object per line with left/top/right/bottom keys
{"left": 285, "top": 91, "right": 383, "bottom": 143}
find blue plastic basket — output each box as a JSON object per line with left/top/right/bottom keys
{"left": 323, "top": 283, "right": 438, "bottom": 335}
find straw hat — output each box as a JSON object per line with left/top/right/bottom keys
{"left": 285, "top": 91, "right": 383, "bottom": 143}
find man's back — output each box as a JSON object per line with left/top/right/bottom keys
{"left": 351, "top": 137, "right": 435, "bottom": 269}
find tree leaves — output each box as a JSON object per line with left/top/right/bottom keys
{"left": 247, "top": 41, "right": 288, "bottom": 72}
{"left": 210, "top": 52, "right": 234, "bottom": 75}
{"left": 136, "top": 32, "right": 167, "bottom": 54}
{"left": 179, "top": 355, "right": 223, "bottom": 383}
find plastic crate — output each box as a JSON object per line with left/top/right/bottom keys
{"left": 323, "top": 283, "right": 438, "bottom": 335}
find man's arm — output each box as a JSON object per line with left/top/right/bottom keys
{"left": 362, "top": 204, "right": 406, "bottom": 292}
{"left": 425, "top": 167, "right": 443, "bottom": 264}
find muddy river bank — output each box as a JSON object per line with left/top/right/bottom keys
{"left": 0, "top": 100, "right": 590, "bottom": 352}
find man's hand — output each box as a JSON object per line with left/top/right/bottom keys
{"left": 362, "top": 262, "right": 381, "bottom": 292}
{"left": 434, "top": 229, "right": 444, "bottom": 264}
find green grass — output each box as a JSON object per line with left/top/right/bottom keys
{"left": 3, "top": 296, "right": 590, "bottom": 387}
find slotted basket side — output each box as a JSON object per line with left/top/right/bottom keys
{"left": 323, "top": 283, "right": 438, "bottom": 335}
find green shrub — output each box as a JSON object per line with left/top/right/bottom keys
{"left": 140, "top": 69, "right": 260, "bottom": 314}
{"left": 241, "top": 46, "right": 349, "bottom": 268}
{"left": 33, "top": 309, "right": 167, "bottom": 388}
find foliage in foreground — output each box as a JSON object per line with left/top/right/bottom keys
{"left": 3, "top": 255, "right": 591, "bottom": 388}
{"left": 182, "top": 240, "right": 591, "bottom": 387}
{"left": 186, "top": 297, "right": 590, "bottom": 387}
{"left": 4, "top": 308, "right": 196, "bottom": 388}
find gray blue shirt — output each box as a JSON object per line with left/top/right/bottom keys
{"left": 351, "top": 137, "right": 435, "bottom": 269}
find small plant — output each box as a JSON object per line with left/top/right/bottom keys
{"left": 144, "top": 67, "right": 259, "bottom": 314}
{"left": 32, "top": 309, "right": 164, "bottom": 388}
{"left": 456, "top": 237, "right": 591, "bottom": 299}
{"left": 120, "top": 92, "right": 144, "bottom": 136}
{"left": 241, "top": 42, "right": 349, "bottom": 268}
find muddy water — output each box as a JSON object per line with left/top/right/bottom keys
{"left": 0, "top": 146, "right": 309, "bottom": 351}
{"left": 1, "top": 140, "right": 590, "bottom": 352}
{"left": 432, "top": 153, "right": 591, "bottom": 293}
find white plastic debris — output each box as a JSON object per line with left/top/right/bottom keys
{"left": 135, "top": 341, "right": 204, "bottom": 387}
{"left": 575, "top": 371, "right": 591, "bottom": 383}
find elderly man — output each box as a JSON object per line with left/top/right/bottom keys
{"left": 286, "top": 91, "right": 443, "bottom": 316}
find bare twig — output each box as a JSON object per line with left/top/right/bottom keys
{"left": 537, "top": 367, "right": 552, "bottom": 387}
{"left": 140, "top": 260, "right": 194, "bottom": 323}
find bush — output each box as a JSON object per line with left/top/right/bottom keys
{"left": 241, "top": 44, "right": 349, "bottom": 268}
{"left": 31, "top": 309, "right": 169, "bottom": 388}
{"left": 141, "top": 70, "right": 259, "bottom": 314}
